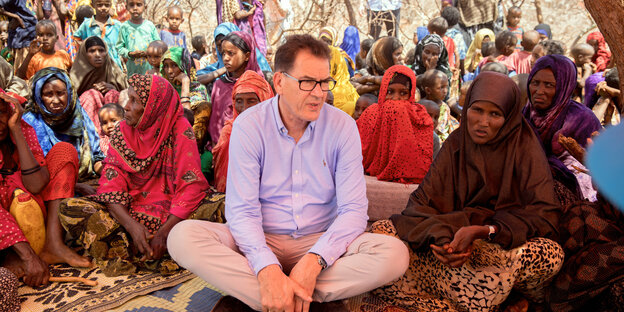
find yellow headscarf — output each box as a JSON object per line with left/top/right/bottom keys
{"left": 464, "top": 28, "right": 495, "bottom": 72}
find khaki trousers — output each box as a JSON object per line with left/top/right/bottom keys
{"left": 167, "top": 220, "right": 409, "bottom": 311}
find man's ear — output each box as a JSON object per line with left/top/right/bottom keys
{"left": 274, "top": 71, "right": 283, "bottom": 95}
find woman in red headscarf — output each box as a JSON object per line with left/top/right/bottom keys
{"left": 212, "top": 70, "right": 273, "bottom": 193}
{"left": 58, "top": 74, "right": 225, "bottom": 277}
{"left": 586, "top": 32, "right": 611, "bottom": 73}
{"left": 357, "top": 64, "right": 434, "bottom": 184}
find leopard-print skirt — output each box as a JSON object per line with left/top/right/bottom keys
{"left": 0, "top": 267, "right": 19, "bottom": 312}
{"left": 58, "top": 192, "right": 225, "bottom": 277}
{"left": 371, "top": 220, "right": 564, "bottom": 312}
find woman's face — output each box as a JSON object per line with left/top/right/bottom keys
{"left": 386, "top": 83, "right": 410, "bottom": 101}
{"left": 529, "top": 68, "right": 557, "bottom": 111}
{"left": 41, "top": 79, "right": 68, "bottom": 114}
{"left": 234, "top": 92, "right": 260, "bottom": 114}
{"left": 392, "top": 46, "right": 404, "bottom": 65}
{"left": 466, "top": 100, "right": 505, "bottom": 144}
{"left": 86, "top": 45, "right": 107, "bottom": 68}
{"left": 422, "top": 44, "right": 441, "bottom": 66}
{"left": 221, "top": 40, "right": 249, "bottom": 76}
{"left": 162, "top": 59, "right": 183, "bottom": 80}
{"left": 124, "top": 86, "right": 145, "bottom": 127}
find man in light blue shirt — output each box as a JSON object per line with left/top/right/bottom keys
{"left": 168, "top": 34, "right": 408, "bottom": 311}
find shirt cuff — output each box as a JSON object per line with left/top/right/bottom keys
{"left": 307, "top": 243, "right": 343, "bottom": 267}
{"left": 248, "top": 247, "right": 281, "bottom": 275}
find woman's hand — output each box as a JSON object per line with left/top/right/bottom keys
{"left": 0, "top": 92, "right": 23, "bottom": 134}
{"left": 127, "top": 222, "right": 154, "bottom": 260}
{"left": 430, "top": 243, "right": 472, "bottom": 268}
{"left": 425, "top": 55, "right": 439, "bottom": 71}
{"left": 93, "top": 82, "right": 116, "bottom": 94}
{"left": 173, "top": 72, "right": 190, "bottom": 86}
{"left": 149, "top": 215, "right": 183, "bottom": 260}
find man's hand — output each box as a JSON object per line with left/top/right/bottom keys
{"left": 289, "top": 253, "right": 322, "bottom": 312}
{"left": 257, "top": 264, "right": 312, "bottom": 312}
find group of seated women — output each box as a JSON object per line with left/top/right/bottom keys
{"left": 0, "top": 30, "right": 622, "bottom": 312}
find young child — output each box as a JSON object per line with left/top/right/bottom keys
{"left": 74, "top": 5, "right": 95, "bottom": 28}
{"left": 594, "top": 68, "right": 621, "bottom": 125}
{"left": 418, "top": 99, "right": 441, "bottom": 158}
{"left": 570, "top": 43, "right": 596, "bottom": 102}
{"left": 356, "top": 38, "right": 374, "bottom": 72}
{"left": 505, "top": 30, "right": 539, "bottom": 74}
{"left": 353, "top": 93, "right": 377, "bottom": 121}
{"left": 145, "top": 40, "right": 168, "bottom": 75}
{"left": 506, "top": 6, "right": 524, "bottom": 51}
{"left": 428, "top": 16, "right": 458, "bottom": 70}
{"left": 0, "top": 20, "right": 12, "bottom": 65}
{"left": 17, "top": 20, "right": 72, "bottom": 79}
{"left": 116, "top": 0, "right": 160, "bottom": 76}
{"left": 98, "top": 102, "right": 124, "bottom": 155}
{"left": 420, "top": 69, "right": 457, "bottom": 141}
{"left": 191, "top": 35, "right": 211, "bottom": 68}
{"left": 74, "top": 0, "right": 123, "bottom": 68}
{"left": 159, "top": 5, "right": 187, "bottom": 49}
{"left": 477, "top": 31, "right": 516, "bottom": 72}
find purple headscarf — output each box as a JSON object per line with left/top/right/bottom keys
{"left": 524, "top": 55, "right": 602, "bottom": 192}
{"left": 584, "top": 73, "right": 605, "bottom": 109}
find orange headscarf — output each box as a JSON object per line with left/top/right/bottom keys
{"left": 212, "top": 71, "right": 274, "bottom": 192}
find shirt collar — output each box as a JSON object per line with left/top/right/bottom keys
{"left": 88, "top": 16, "right": 115, "bottom": 28}
{"left": 270, "top": 95, "right": 318, "bottom": 136}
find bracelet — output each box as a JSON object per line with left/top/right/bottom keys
{"left": 180, "top": 96, "right": 190, "bottom": 99}
{"left": 486, "top": 225, "right": 497, "bottom": 241}
{"left": 21, "top": 164, "right": 41, "bottom": 175}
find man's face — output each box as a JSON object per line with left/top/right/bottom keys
{"left": 274, "top": 50, "right": 330, "bottom": 125}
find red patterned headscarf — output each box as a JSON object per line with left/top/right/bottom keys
{"left": 587, "top": 31, "right": 611, "bottom": 72}
{"left": 357, "top": 65, "right": 434, "bottom": 184}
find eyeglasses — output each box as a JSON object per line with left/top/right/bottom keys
{"left": 282, "top": 72, "right": 336, "bottom": 91}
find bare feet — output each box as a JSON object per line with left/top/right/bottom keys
{"left": 39, "top": 242, "right": 92, "bottom": 268}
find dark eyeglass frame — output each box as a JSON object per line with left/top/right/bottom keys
{"left": 281, "top": 72, "right": 336, "bottom": 91}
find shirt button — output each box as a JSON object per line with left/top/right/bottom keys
{"left": 296, "top": 215, "right": 300, "bottom": 219}
{"left": 294, "top": 193, "right": 299, "bottom": 197}
{"left": 295, "top": 170, "right": 299, "bottom": 174}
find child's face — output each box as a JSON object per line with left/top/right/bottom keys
{"left": 146, "top": 46, "right": 164, "bottom": 69}
{"left": 531, "top": 45, "right": 545, "bottom": 68}
{"left": 503, "top": 43, "right": 516, "bottom": 56}
{"left": 425, "top": 105, "right": 440, "bottom": 129}
{"left": 426, "top": 77, "right": 448, "bottom": 101}
{"left": 36, "top": 25, "right": 58, "bottom": 52}
{"left": 99, "top": 108, "right": 122, "bottom": 136}
{"left": 587, "top": 39, "right": 599, "bottom": 55}
{"left": 574, "top": 51, "right": 594, "bottom": 66}
{"left": 353, "top": 97, "right": 374, "bottom": 120}
{"left": 507, "top": 9, "right": 521, "bottom": 27}
{"left": 0, "top": 23, "right": 8, "bottom": 44}
{"left": 162, "top": 58, "right": 183, "bottom": 80}
{"left": 222, "top": 40, "right": 249, "bottom": 74}
{"left": 126, "top": 0, "right": 145, "bottom": 20}
{"left": 93, "top": 0, "right": 112, "bottom": 19}
{"left": 166, "top": 8, "right": 183, "bottom": 31}
{"left": 386, "top": 83, "right": 410, "bottom": 101}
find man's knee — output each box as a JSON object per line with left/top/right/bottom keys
{"left": 358, "top": 233, "right": 409, "bottom": 280}
{"left": 167, "top": 220, "right": 226, "bottom": 264}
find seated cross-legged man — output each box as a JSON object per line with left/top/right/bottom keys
{"left": 167, "top": 34, "right": 409, "bottom": 312}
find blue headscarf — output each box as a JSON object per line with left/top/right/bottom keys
{"left": 416, "top": 26, "right": 430, "bottom": 43}
{"left": 339, "top": 26, "right": 360, "bottom": 64}
{"left": 198, "top": 23, "right": 272, "bottom": 75}
{"left": 22, "top": 67, "right": 104, "bottom": 179}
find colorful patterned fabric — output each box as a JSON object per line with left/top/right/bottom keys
{"left": 357, "top": 65, "right": 433, "bottom": 184}
{"left": 548, "top": 198, "right": 624, "bottom": 311}
{"left": 22, "top": 67, "right": 103, "bottom": 180}
{"left": 59, "top": 193, "right": 225, "bottom": 276}
{"left": 95, "top": 74, "right": 209, "bottom": 222}
{"left": 212, "top": 70, "right": 273, "bottom": 193}
{"left": 0, "top": 0, "right": 37, "bottom": 49}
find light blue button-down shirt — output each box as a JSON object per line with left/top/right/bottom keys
{"left": 368, "top": 0, "right": 402, "bottom": 11}
{"left": 225, "top": 96, "right": 369, "bottom": 275}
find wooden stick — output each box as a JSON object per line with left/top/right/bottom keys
{"left": 49, "top": 276, "right": 98, "bottom": 286}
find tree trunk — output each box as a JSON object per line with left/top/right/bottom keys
{"left": 584, "top": 0, "right": 624, "bottom": 108}
{"left": 343, "top": 0, "right": 357, "bottom": 27}
{"left": 534, "top": 0, "right": 543, "bottom": 24}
